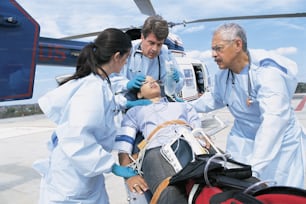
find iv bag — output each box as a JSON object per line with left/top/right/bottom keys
{"left": 164, "top": 60, "right": 176, "bottom": 96}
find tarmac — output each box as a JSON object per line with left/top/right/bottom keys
{"left": 0, "top": 94, "right": 305, "bottom": 204}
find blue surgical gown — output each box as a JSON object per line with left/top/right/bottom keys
{"left": 191, "top": 57, "right": 306, "bottom": 188}
{"left": 34, "top": 73, "right": 118, "bottom": 204}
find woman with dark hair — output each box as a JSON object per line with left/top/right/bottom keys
{"left": 34, "top": 28, "right": 136, "bottom": 204}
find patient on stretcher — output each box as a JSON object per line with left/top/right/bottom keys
{"left": 113, "top": 76, "right": 210, "bottom": 204}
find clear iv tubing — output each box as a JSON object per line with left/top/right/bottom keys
{"left": 243, "top": 180, "right": 277, "bottom": 194}
{"left": 164, "top": 61, "right": 176, "bottom": 96}
{"left": 204, "top": 153, "right": 228, "bottom": 187}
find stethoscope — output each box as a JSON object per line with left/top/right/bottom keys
{"left": 223, "top": 69, "right": 235, "bottom": 106}
{"left": 246, "top": 66, "right": 254, "bottom": 106}
{"left": 246, "top": 52, "right": 255, "bottom": 106}
{"left": 224, "top": 52, "right": 255, "bottom": 107}
{"left": 131, "top": 44, "right": 162, "bottom": 80}
{"left": 99, "top": 67, "right": 120, "bottom": 114}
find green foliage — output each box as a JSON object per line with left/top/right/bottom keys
{"left": 296, "top": 82, "right": 306, "bottom": 93}
{"left": 0, "top": 104, "right": 43, "bottom": 118}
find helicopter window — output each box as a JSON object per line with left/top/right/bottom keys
{"left": 183, "top": 69, "right": 195, "bottom": 88}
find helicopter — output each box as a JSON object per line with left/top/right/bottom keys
{"left": 1, "top": 0, "right": 306, "bottom": 102}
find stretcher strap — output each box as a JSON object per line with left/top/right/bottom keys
{"left": 150, "top": 176, "right": 171, "bottom": 204}
{"left": 188, "top": 183, "right": 200, "bottom": 204}
{"left": 137, "top": 119, "right": 188, "bottom": 150}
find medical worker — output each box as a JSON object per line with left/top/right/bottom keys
{"left": 114, "top": 76, "right": 203, "bottom": 204}
{"left": 191, "top": 23, "right": 306, "bottom": 188}
{"left": 33, "top": 28, "right": 137, "bottom": 204}
{"left": 110, "top": 15, "right": 184, "bottom": 110}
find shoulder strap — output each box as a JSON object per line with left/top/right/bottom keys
{"left": 150, "top": 177, "right": 171, "bottom": 204}
{"left": 137, "top": 119, "right": 188, "bottom": 150}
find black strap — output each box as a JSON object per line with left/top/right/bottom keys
{"left": 253, "top": 186, "right": 306, "bottom": 197}
{"left": 214, "top": 176, "right": 263, "bottom": 193}
{"left": 210, "top": 190, "right": 263, "bottom": 204}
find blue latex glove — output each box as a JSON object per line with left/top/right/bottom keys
{"left": 127, "top": 74, "right": 146, "bottom": 90}
{"left": 172, "top": 68, "right": 180, "bottom": 83}
{"left": 126, "top": 99, "right": 152, "bottom": 109}
{"left": 174, "top": 94, "right": 185, "bottom": 102}
{"left": 112, "top": 163, "right": 137, "bottom": 179}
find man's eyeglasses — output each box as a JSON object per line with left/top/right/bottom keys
{"left": 211, "top": 40, "right": 234, "bottom": 53}
{"left": 211, "top": 45, "right": 226, "bottom": 53}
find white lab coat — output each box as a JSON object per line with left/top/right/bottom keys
{"left": 34, "top": 73, "right": 118, "bottom": 204}
{"left": 191, "top": 56, "right": 306, "bottom": 188}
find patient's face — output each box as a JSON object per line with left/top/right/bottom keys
{"left": 139, "top": 76, "right": 161, "bottom": 99}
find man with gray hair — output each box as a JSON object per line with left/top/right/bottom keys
{"left": 191, "top": 22, "right": 305, "bottom": 188}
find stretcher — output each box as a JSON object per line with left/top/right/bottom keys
{"left": 127, "top": 115, "right": 306, "bottom": 204}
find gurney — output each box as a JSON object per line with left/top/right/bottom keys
{"left": 127, "top": 115, "right": 306, "bottom": 204}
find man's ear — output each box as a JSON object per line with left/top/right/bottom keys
{"left": 234, "top": 38, "right": 243, "bottom": 52}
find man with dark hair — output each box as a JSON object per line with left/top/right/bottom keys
{"left": 141, "top": 15, "right": 169, "bottom": 40}
{"left": 111, "top": 15, "right": 184, "bottom": 110}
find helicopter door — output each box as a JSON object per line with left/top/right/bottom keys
{"left": 194, "top": 64, "right": 205, "bottom": 94}
{"left": 0, "top": 0, "right": 40, "bottom": 101}
{"left": 179, "top": 64, "right": 199, "bottom": 101}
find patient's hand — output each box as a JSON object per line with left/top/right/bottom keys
{"left": 126, "top": 175, "right": 149, "bottom": 194}
{"left": 118, "top": 152, "right": 149, "bottom": 193}
{"left": 195, "top": 134, "right": 211, "bottom": 149}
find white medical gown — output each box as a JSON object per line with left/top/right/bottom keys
{"left": 35, "top": 73, "right": 118, "bottom": 204}
{"left": 191, "top": 57, "right": 306, "bottom": 188}
{"left": 114, "top": 97, "right": 201, "bottom": 153}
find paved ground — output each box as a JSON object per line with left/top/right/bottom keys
{"left": 0, "top": 95, "right": 305, "bottom": 203}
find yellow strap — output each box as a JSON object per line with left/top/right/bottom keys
{"left": 150, "top": 177, "right": 171, "bottom": 204}
{"left": 137, "top": 119, "right": 188, "bottom": 150}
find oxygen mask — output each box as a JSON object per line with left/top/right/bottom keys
{"left": 142, "top": 80, "right": 162, "bottom": 88}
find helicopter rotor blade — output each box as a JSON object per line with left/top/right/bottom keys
{"left": 133, "top": 0, "right": 156, "bottom": 16}
{"left": 60, "top": 31, "right": 102, "bottom": 40}
{"left": 172, "top": 12, "right": 306, "bottom": 27}
{"left": 60, "top": 27, "right": 139, "bottom": 40}
{"left": 60, "top": 0, "right": 306, "bottom": 41}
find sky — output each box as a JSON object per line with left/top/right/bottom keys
{"left": 3, "top": 0, "right": 306, "bottom": 105}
